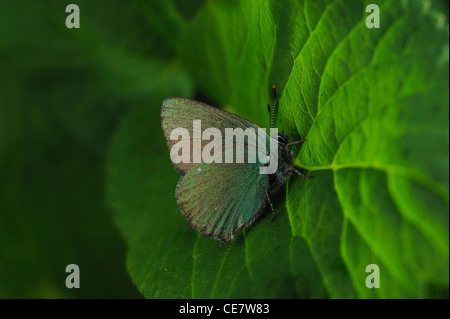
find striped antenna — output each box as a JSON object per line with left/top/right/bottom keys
{"left": 270, "top": 85, "right": 277, "bottom": 128}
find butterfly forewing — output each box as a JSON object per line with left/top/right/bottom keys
{"left": 161, "top": 98, "right": 269, "bottom": 174}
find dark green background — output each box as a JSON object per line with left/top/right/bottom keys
{"left": 0, "top": 0, "right": 202, "bottom": 298}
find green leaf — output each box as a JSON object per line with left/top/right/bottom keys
{"left": 107, "top": 0, "right": 449, "bottom": 298}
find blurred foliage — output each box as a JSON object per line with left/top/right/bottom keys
{"left": 0, "top": 0, "right": 192, "bottom": 298}
{"left": 0, "top": 0, "right": 448, "bottom": 299}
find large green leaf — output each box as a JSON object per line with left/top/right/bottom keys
{"left": 107, "top": 0, "right": 449, "bottom": 298}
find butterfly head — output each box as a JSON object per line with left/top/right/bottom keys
{"left": 268, "top": 86, "right": 312, "bottom": 185}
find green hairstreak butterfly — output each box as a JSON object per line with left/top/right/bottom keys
{"left": 161, "top": 86, "right": 311, "bottom": 242}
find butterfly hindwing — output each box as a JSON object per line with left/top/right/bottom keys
{"left": 176, "top": 162, "right": 270, "bottom": 241}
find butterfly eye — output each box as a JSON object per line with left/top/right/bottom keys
{"left": 277, "top": 135, "right": 286, "bottom": 144}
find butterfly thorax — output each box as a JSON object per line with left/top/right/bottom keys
{"left": 269, "top": 132, "right": 295, "bottom": 189}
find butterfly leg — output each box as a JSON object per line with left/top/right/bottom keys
{"left": 290, "top": 166, "right": 314, "bottom": 179}
{"left": 266, "top": 190, "right": 276, "bottom": 223}
{"left": 287, "top": 139, "right": 308, "bottom": 147}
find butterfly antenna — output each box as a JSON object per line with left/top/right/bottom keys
{"left": 270, "top": 85, "right": 277, "bottom": 129}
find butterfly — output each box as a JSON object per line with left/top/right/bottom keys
{"left": 161, "top": 86, "right": 311, "bottom": 242}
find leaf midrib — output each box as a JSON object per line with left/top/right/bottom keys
{"left": 292, "top": 159, "right": 449, "bottom": 203}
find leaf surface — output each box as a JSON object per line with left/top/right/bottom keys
{"left": 107, "top": 0, "right": 449, "bottom": 298}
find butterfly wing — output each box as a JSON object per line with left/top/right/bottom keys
{"left": 162, "top": 97, "right": 274, "bottom": 240}
{"left": 176, "top": 162, "right": 270, "bottom": 242}
{"left": 161, "top": 97, "right": 266, "bottom": 174}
